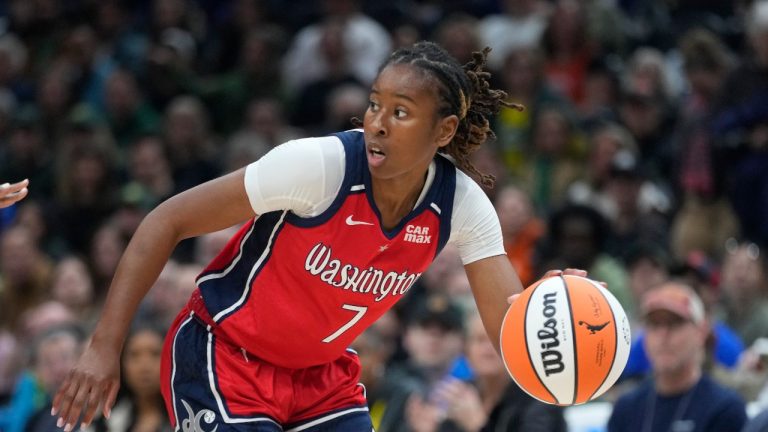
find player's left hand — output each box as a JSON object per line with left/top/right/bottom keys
{"left": 507, "top": 268, "right": 591, "bottom": 305}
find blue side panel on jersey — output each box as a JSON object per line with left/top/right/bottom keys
{"left": 197, "top": 211, "right": 285, "bottom": 318}
{"left": 432, "top": 154, "right": 456, "bottom": 257}
{"left": 286, "top": 130, "right": 366, "bottom": 228}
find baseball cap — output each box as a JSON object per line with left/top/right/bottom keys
{"left": 408, "top": 295, "right": 464, "bottom": 332}
{"left": 641, "top": 283, "right": 705, "bottom": 325}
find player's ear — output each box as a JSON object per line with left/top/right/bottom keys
{"left": 436, "top": 114, "right": 459, "bottom": 148}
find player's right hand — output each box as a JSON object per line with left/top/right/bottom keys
{"left": 51, "top": 342, "right": 121, "bottom": 431}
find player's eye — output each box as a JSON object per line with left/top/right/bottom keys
{"left": 394, "top": 108, "right": 408, "bottom": 118}
{"left": 368, "top": 100, "right": 379, "bottom": 111}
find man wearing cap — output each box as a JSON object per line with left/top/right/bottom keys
{"left": 621, "top": 255, "right": 745, "bottom": 381}
{"left": 608, "top": 281, "right": 747, "bottom": 432}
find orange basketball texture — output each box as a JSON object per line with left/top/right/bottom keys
{"left": 500, "top": 275, "right": 631, "bottom": 405}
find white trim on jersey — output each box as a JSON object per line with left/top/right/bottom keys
{"left": 197, "top": 220, "right": 257, "bottom": 286}
{"left": 211, "top": 211, "right": 288, "bottom": 322}
{"left": 171, "top": 314, "right": 195, "bottom": 431}
{"left": 285, "top": 407, "right": 371, "bottom": 432}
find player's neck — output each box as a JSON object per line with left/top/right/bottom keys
{"left": 371, "top": 173, "right": 427, "bottom": 229}
{"left": 654, "top": 365, "right": 702, "bottom": 395}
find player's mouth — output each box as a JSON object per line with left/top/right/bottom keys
{"left": 367, "top": 144, "right": 386, "bottom": 167}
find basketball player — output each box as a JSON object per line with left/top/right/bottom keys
{"left": 0, "top": 179, "right": 28, "bottom": 208}
{"left": 52, "top": 41, "right": 587, "bottom": 431}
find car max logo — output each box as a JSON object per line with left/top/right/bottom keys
{"left": 578, "top": 320, "right": 610, "bottom": 334}
{"left": 538, "top": 291, "right": 564, "bottom": 377}
{"left": 404, "top": 225, "right": 431, "bottom": 244}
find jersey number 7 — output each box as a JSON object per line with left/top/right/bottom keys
{"left": 322, "top": 304, "right": 368, "bottom": 343}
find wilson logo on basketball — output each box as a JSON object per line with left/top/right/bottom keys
{"left": 501, "top": 275, "right": 631, "bottom": 405}
{"left": 578, "top": 320, "right": 610, "bottom": 334}
{"left": 538, "top": 291, "right": 565, "bottom": 377}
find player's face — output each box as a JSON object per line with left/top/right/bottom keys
{"left": 363, "top": 64, "right": 458, "bottom": 184}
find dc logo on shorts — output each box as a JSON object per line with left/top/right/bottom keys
{"left": 180, "top": 399, "right": 219, "bottom": 432}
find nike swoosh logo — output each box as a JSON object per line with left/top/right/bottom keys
{"left": 346, "top": 215, "right": 374, "bottom": 226}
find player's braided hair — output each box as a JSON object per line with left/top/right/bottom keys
{"left": 357, "top": 41, "right": 523, "bottom": 188}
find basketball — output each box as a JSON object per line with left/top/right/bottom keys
{"left": 500, "top": 275, "right": 631, "bottom": 405}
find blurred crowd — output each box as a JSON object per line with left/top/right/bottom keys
{"left": 1, "top": 0, "right": 768, "bottom": 430}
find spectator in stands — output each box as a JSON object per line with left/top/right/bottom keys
{"left": 567, "top": 122, "right": 638, "bottom": 215}
{"left": 493, "top": 46, "right": 568, "bottom": 174}
{"left": 104, "top": 69, "right": 161, "bottom": 148}
{"left": 494, "top": 183, "right": 545, "bottom": 287}
{"left": 608, "top": 281, "right": 747, "bottom": 432}
{"left": 282, "top": 0, "right": 392, "bottom": 93}
{"left": 125, "top": 135, "right": 175, "bottom": 211}
{"left": 162, "top": 96, "right": 220, "bottom": 195}
{"left": 0, "top": 108, "right": 54, "bottom": 200}
{"left": 0, "top": 225, "right": 53, "bottom": 332}
{"left": 600, "top": 150, "right": 671, "bottom": 259}
{"left": 378, "top": 295, "right": 465, "bottom": 432}
{"left": 350, "top": 326, "right": 396, "bottom": 431}
{"left": 537, "top": 203, "right": 633, "bottom": 314}
{"left": 88, "top": 222, "right": 129, "bottom": 301}
{"left": 518, "top": 105, "right": 586, "bottom": 214}
{"left": 289, "top": 19, "right": 364, "bottom": 134}
{"left": 669, "top": 28, "right": 739, "bottom": 262}
{"left": 477, "top": 0, "right": 551, "bottom": 71}
{"left": 415, "top": 310, "right": 566, "bottom": 431}
{"left": 1, "top": 324, "right": 85, "bottom": 432}
{"left": 50, "top": 255, "right": 99, "bottom": 329}
{"left": 719, "top": 238, "right": 768, "bottom": 346}
{"left": 91, "top": 322, "right": 171, "bottom": 432}
{"left": 541, "top": 0, "right": 594, "bottom": 105}
{"left": 623, "top": 252, "right": 745, "bottom": 380}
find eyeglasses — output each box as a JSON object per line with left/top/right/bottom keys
{"left": 725, "top": 237, "right": 760, "bottom": 260}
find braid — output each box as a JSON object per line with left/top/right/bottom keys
{"left": 450, "top": 47, "right": 523, "bottom": 188}
{"left": 372, "top": 41, "right": 523, "bottom": 188}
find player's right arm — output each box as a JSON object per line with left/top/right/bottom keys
{"left": 51, "top": 168, "right": 256, "bottom": 430}
{"left": 51, "top": 137, "right": 345, "bottom": 430}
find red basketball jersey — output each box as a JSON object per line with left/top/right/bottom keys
{"left": 196, "top": 131, "right": 456, "bottom": 368}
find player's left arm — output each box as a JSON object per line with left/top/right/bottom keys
{"left": 453, "top": 175, "right": 588, "bottom": 355}
{"left": 464, "top": 258, "right": 589, "bottom": 356}
{"left": 451, "top": 175, "right": 523, "bottom": 355}
{"left": 465, "top": 255, "right": 523, "bottom": 354}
